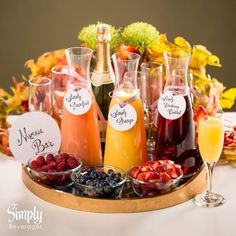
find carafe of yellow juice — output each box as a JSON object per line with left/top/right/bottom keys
{"left": 104, "top": 53, "right": 147, "bottom": 170}
{"left": 60, "top": 47, "right": 102, "bottom": 166}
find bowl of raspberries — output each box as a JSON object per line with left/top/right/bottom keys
{"left": 27, "top": 152, "right": 82, "bottom": 189}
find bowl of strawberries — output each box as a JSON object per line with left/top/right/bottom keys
{"left": 27, "top": 152, "right": 82, "bottom": 189}
{"left": 128, "top": 160, "right": 183, "bottom": 197}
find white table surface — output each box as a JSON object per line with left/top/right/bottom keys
{"left": 0, "top": 153, "right": 235, "bottom": 236}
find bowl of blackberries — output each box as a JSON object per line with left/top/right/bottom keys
{"left": 27, "top": 152, "right": 82, "bottom": 189}
{"left": 72, "top": 165, "right": 127, "bottom": 198}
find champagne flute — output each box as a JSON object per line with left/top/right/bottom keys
{"left": 28, "top": 77, "right": 53, "bottom": 115}
{"left": 51, "top": 65, "right": 69, "bottom": 117}
{"left": 194, "top": 112, "right": 225, "bottom": 207}
{"left": 139, "top": 62, "right": 163, "bottom": 156}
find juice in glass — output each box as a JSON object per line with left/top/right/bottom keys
{"left": 104, "top": 89, "right": 147, "bottom": 171}
{"left": 198, "top": 117, "right": 224, "bottom": 163}
{"left": 60, "top": 47, "right": 102, "bottom": 166}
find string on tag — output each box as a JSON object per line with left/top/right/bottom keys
{"left": 109, "top": 90, "right": 139, "bottom": 108}
{"left": 62, "top": 66, "right": 107, "bottom": 130}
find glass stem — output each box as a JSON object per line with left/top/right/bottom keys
{"left": 205, "top": 161, "right": 216, "bottom": 193}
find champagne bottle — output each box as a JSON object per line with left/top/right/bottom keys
{"left": 91, "top": 24, "right": 115, "bottom": 152}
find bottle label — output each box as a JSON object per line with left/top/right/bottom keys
{"left": 158, "top": 91, "right": 186, "bottom": 120}
{"left": 91, "top": 72, "right": 114, "bottom": 87}
{"left": 108, "top": 104, "right": 137, "bottom": 131}
{"left": 64, "top": 88, "right": 92, "bottom": 115}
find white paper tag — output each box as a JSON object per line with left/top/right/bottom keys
{"left": 9, "top": 112, "right": 61, "bottom": 164}
{"left": 108, "top": 104, "right": 137, "bottom": 131}
{"left": 158, "top": 91, "right": 186, "bottom": 120}
{"left": 64, "top": 88, "right": 92, "bottom": 115}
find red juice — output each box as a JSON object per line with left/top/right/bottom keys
{"left": 155, "top": 87, "right": 202, "bottom": 177}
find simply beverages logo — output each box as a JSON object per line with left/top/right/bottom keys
{"left": 7, "top": 203, "right": 44, "bottom": 230}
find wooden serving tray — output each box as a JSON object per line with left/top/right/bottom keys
{"left": 22, "top": 166, "right": 207, "bottom": 213}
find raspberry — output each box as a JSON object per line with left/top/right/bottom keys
{"left": 56, "top": 155, "right": 66, "bottom": 164}
{"left": 58, "top": 174, "right": 69, "bottom": 184}
{"left": 47, "top": 161, "right": 56, "bottom": 170}
{"left": 67, "top": 160, "right": 78, "bottom": 169}
{"left": 67, "top": 156, "right": 78, "bottom": 165}
{"left": 31, "top": 160, "right": 39, "bottom": 170}
{"left": 36, "top": 156, "right": 46, "bottom": 167}
{"left": 60, "top": 153, "right": 70, "bottom": 161}
{"left": 46, "top": 153, "right": 55, "bottom": 164}
{"left": 40, "top": 166, "right": 48, "bottom": 172}
{"left": 47, "top": 169, "right": 58, "bottom": 181}
{"left": 57, "top": 161, "right": 68, "bottom": 171}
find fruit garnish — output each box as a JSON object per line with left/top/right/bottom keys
{"left": 193, "top": 105, "right": 207, "bottom": 123}
{"left": 75, "top": 167, "right": 124, "bottom": 197}
{"left": 129, "top": 160, "right": 183, "bottom": 183}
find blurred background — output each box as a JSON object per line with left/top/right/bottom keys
{"left": 0, "top": 0, "right": 235, "bottom": 110}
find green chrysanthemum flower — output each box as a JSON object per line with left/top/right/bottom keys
{"left": 122, "top": 22, "right": 159, "bottom": 53}
{"left": 78, "top": 23, "right": 121, "bottom": 51}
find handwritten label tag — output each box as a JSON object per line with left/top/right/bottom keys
{"left": 158, "top": 91, "right": 186, "bottom": 120}
{"left": 64, "top": 88, "right": 92, "bottom": 115}
{"left": 108, "top": 104, "right": 137, "bottom": 131}
{"left": 9, "top": 112, "right": 61, "bottom": 164}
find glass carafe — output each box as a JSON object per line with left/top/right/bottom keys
{"left": 60, "top": 47, "right": 102, "bottom": 166}
{"left": 104, "top": 52, "right": 147, "bottom": 171}
{"left": 155, "top": 50, "right": 202, "bottom": 177}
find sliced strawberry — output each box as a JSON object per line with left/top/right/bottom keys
{"left": 193, "top": 105, "right": 207, "bottom": 123}
{"left": 140, "top": 166, "right": 153, "bottom": 172}
{"left": 174, "top": 164, "right": 182, "bottom": 176}
{"left": 170, "top": 169, "right": 178, "bottom": 179}
{"left": 163, "top": 160, "right": 174, "bottom": 165}
{"left": 159, "top": 172, "right": 171, "bottom": 183}
{"left": 149, "top": 178, "right": 162, "bottom": 183}
{"left": 157, "top": 160, "right": 165, "bottom": 165}
{"left": 129, "top": 166, "right": 141, "bottom": 178}
{"left": 151, "top": 161, "right": 159, "bottom": 170}
{"left": 166, "top": 164, "right": 175, "bottom": 174}
{"left": 155, "top": 164, "right": 165, "bottom": 173}
{"left": 137, "top": 172, "right": 147, "bottom": 181}
{"left": 144, "top": 171, "right": 155, "bottom": 181}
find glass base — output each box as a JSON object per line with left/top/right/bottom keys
{"left": 194, "top": 191, "right": 225, "bottom": 208}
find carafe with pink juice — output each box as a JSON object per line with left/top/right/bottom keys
{"left": 60, "top": 47, "right": 102, "bottom": 166}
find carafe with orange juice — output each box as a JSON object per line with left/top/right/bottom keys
{"left": 60, "top": 47, "right": 102, "bottom": 166}
{"left": 104, "top": 52, "right": 147, "bottom": 171}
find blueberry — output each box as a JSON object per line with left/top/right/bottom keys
{"left": 90, "top": 172, "right": 97, "bottom": 179}
{"left": 113, "top": 176, "right": 121, "bottom": 183}
{"left": 108, "top": 169, "right": 113, "bottom": 176}
{"left": 109, "top": 180, "right": 117, "bottom": 186}
{"left": 116, "top": 173, "right": 121, "bottom": 178}
{"left": 103, "top": 185, "right": 112, "bottom": 194}
{"left": 86, "top": 168, "right": 94, "bottom": 174}
{"left": 86, "top": 180, "right": 94, "bottom": 186}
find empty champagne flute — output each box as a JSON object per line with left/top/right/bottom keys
{"left": 51, "top": 65, "right": 69, "bottom": 117}
{"left": 194, "top": 112, "right": 225, "bottom": 207}
{"left": 28, "top": 77, "right": 53, "bottom": 115}
{"left": 139, "top": 62, "right": 163, "bottom": 156}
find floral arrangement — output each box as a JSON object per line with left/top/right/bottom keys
{"left": 0, "top": 21, "right": 236, "bottom": 155}
{"left": 78, "top": 22, "right": 236, "bottom": 114}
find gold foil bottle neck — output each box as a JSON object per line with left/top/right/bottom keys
{"left": 96, "top": 24, "right": 111, "bottom": 42}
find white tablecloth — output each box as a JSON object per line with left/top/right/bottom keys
{"left": 0, "top": 153, "right": 235, "bottom": 236}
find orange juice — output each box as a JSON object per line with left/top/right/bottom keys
{"left": 60, "top": 96, "right": 102, "bottom": 166}
{"left": 104, "top": 89, "right": 147, "bottom": 171}
{"left": 198, "top": 116, "right": 224, "bottom": 163}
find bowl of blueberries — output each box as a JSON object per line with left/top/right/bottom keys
{"left": 72, "top": 165, "right": 127, "bottom": 198}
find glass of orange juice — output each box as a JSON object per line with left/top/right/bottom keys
{"left": 194, "top": 112, "right": 225, "bottom": 207}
